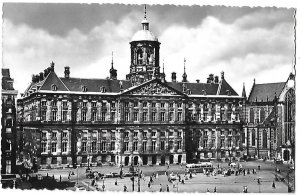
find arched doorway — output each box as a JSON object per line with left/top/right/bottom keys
{"left": 134, "top": 156, "right": 139, "bottom": 165}
{"left": 143, "top": 156, "right": 148, "bottom": 165}
{"left": 178, "top": 155, "right": 182, "bottom": 164}
{"left": 283, "top": 150, "right": 290, "bottom": 161}
{"left": 152, "top": 156, "right": 157, "bottom": 165}
{"left": 161, "top": 156, "right": 165, "bottom": 165}
{"left": 169, "top": 155, "right": 174, "bottom": 164}
{"left": 125, "top": 156, "right": 129, "bottom": 166}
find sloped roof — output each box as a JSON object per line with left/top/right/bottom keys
{"left": 60, "top": 77, "right": 132, "bottom": 92}
{"left": 248, "top": 82, "right": 285, "bottom": 102}
{"left": 218, "top": 79, "right": 239, "bottom": 96}
{"left": 40, "top": 71, "right": 69, "bottom": 91}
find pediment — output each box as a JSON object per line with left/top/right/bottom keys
{"left": 122, "top": 79, "right": 187, "bottom": 96}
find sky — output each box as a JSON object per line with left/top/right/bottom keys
{"left": 2, "top": 3, "right": 296, "bottom": 97}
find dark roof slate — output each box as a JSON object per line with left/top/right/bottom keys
{"left": 60, "top": 77, "right": 132, "bottom": 93}
{"left": 40, "top": 71, "right": 69, "bottom": 91}
{"left": 218, "top": 79, "right": 239, "bottom": 96}
{"left": 248, "top": 82, "right": 285, "bottom": 102}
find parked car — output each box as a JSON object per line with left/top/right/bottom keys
{"left": 105, "top": 172, "right": 120, "bottom": 178}
{"left": 123, "top": 171, "right": 138, "bottom": 177}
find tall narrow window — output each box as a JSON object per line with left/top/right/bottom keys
{"left": 177, "top": 112, "right": 182, "bottom": 121}
{"left": 51, "top": 142, "right": 57, "bottom": 153}
{"left": 125, "top": 142, "right": 129, "bottom": 151}
{"left": 160, "top": 141, "right": 165, "bottom": 150}
{"left": 62, "top": 142, "right": 67, "bottom": 152}
{"left": 143, "top": 142, "right": 147, "bottom": 151}
{"left": 160, "top": 112, "right": 165, "bottom": 121}
{"left": 152, "top": 141, "right": 156, "bottom": 151}
{"left": 134, "top": 142, "right": 138, "bottom": 151}
{"left": 81, "top": 111, "right": 87, "bottom": 121}
{"left": 252, "top": 129, "right": 256, "bottom": 146}
{"left": 62, "top": 111, "right": 68, "bottom": 121}
{"left": 134, "top": 112, "right": 138, "bottom": 121}
{"left": 92, "top": 111, "right": 97, "bottom": 121}
{"left": 52, "top": 110, "right": 57, "bottom": 121}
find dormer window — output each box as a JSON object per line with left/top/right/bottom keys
{"left": 100, "top": 86, "right": 107, "bottom": 93}
{"left": 51, "top": 84, "right": 57, "bottom": 91}
{"left": 187, "top": 89, "right": 192, "bottom": 95}
{"left": 81, "top": 85, "right": 88, "bottom": 92}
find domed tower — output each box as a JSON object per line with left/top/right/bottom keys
{"left": 126, "top": 5, "right": 161, "bottom": 85}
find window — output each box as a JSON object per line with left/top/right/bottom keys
{"left": 178, "top": 141, "right": 182, "bottom": 149}
{"left": 82, "top": 102, "right": 87, "bottom": 107}
{"left": 134, "top": 102, "right": 138, "bottom": 107}
{"left": 134, "top": 112, "right": 138, "bottom": 121}
{"left": 169, "top": 112, "right": 174, "bottom": 121}
{"left": 101, "top": 112, "right": 106, "bottom": 121}
{"left": 160, "top": 112, "right": 165, "bottom": 121}
{"left": 169, "top": 131, "right": 173, "bottom": 136}
{"left": 204, "top": 140, "right": 208, "bottom": 148}
{"left": 62, "top": 132, "right": 68, "bottom": 138}
{"left": 111, "top": 142, "right": 115, "bottom": 150}
{"left": 92, "top": 102, "right": 97, "bottom": 107}
{"left": 228, "top": 138, "right": 232, "bottom": 147}
{"left": 151, "top": 131, "right": 156, "bottom": 137}
{"left": 62, "top": 142, "right": 67, "bottom": 152}
{"left": 177, "top": 112, "right": 182, "bottom": 121}
{"left": 161, "top": 103, "right": 165, "bottom": 108}
{"left": 101, "top": 142, "right": 106, "bottom": 151}
{"left": 203, "top": 103, "right": 207, "bottom": 110}
{"left": 125, "top": 112, "right": 130, "bottom": 121}
{"left": 92, "top": 111, "right": 97, "bottom": 121}
{"left": 134, "top": 132, "right": 138, "bottom": 137}
{"left": 160, "top": 141, "right": 165, "bottom": 150}
{"left": 143, "top": 112, "right": 148, "bottom": 121}
{"left": 151, "top": 112, "right": 156, "bottom": 121}
{"left": 82, "top": 142, "right": 87, "bottom": 152}
{"left": 133, "top": 142, "right": 138, "bottom": 151}
{"left": 52, "top": 111, "right": 57, "bottom": 121}
{"left": 111, "top": 102, "right": 115, "bottom": 108}
{"left": 178, "top": 131, "right": 182, "bottom": 137}
{"left": 62, "top": 101, "right": 68, "bottom": 107}
{"left": 52, "top": 132, "right": 57, "bottom": 138}
{"left": 221, "top": 139, "right": 225, "bottom": 148}
{"left": 221, "top": 130, "right": 224, "bottom": 135}
{"left": 101, "top": 131, "right": 106, "bottom": 138}
{"left": 252, "top": 129, "right": 256, "bottom": 146}
{"left": 51, "top": 142, "right": 57, "bottom": 153}
{"left": 102, "top": 102, "right": 107, "bottom": 108}
{"left": 178, "top": 103, "right": 182, "bottom": 108}
{"left": 212, "top": 139, "right": 215, "bottom": 147}
{"left": 81, "top": 111, "right": 87, "bottom": 121}
{"left": 125, "top": 132, "right": 129, "bottom": 137}
{"left": 143, "top": 132, "right": 147, "bottom": 137}
{"left": 152, "top": 103, "right": 156, "bottom": 108}
{"left": 263, "top": 130, "right": 267, "bottom": 148}
{"left": 143, "top": 142, "right": 147, "bottom": 151}
{"left": 169, "top": 103, "right": 174, "bottom": 108}
{"left": 249, "top": 108, "right": 254, "bottom": 123}
{"left": 229, "top": 130, "right": 232, "bottom": 135}
{"left": 143, "top": 102, "right": 147, "bottom": 107}
{"left": 125, "top": 102, "right": 129, "bottom": 108}
{"left": 41, "top": 142, "right": 47, "bottom": 153}
{"left": 42, "top": 132, "right": 47, "bottom": 138}
{"left": 161, "top": 132, "right": 165, "bottom": 137}
{"left": 125, "top": 142, "right": 129, "bottom": 151}
{"left": 111, "top": 112, "right": 115, "bottom": 121}
{"left": 212, "top": 131, "right": 215, "bottom": 137}
{"left": 62, "top": 111, "right": 68, "bottom": 121}
{"left": 42, "top": 111, "right": 46, "bottom": 120}
{"left": 203, "top": 113, "right": 207, "bottom": 121}
{"left": 204, "top": 131, "right": 208, "bottom": 136}
{"left": 221, "top": 111, "right": 225, "bottom": 121}
{"left": 152, "top": 141, "right": 156, "bottom": 151}
{"left": 197, "top": 113, "right": 201, "bottom": 121}
{"left": 169, "top": 141, "right": 174, "bottom": 150}
{"left": 41, "top": 101, "right": 47, "bottom": 106}
{"left": 92, "top": 132, "right": 97, "bottom": 138}
{"left": 51, "top": 84, "right": 57, "bottom": 91}
{"left": 111, "top": 132, "right": 115, "bottom": 139}
{"left": 92, "top": 142, "right": 97, "bottom": 152}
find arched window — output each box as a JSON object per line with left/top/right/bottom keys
{"left": 259, "top": 108, "right": 265, "bottom": 123}
{"left": 51, "top": 84, "right": 57, "bottom": 91}
{"left": 251, "top": 129, "right": 256, "bottom": 146}
{"left": 262, "top": 130, "right": 268, "bottom": 148}
{"left": 100, "top": 86, "right": 107, "bottom": 93}
{"left": 81, "top": 85, "right": 88, "bottom": 92}
{"left": 284, "top": 89, "right": 295, "bottom": 144}
{"left": 137, "top": 49, "right": 143, "bottom": 65}
{"left": 249, "top": 108, "right": 254, "bottom": 123}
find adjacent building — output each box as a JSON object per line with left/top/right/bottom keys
{"left": 243, "top": 73, "right": 295, "bottom": 162}
{"left": 1, "top": 68, "right": 18, "bottom": 174}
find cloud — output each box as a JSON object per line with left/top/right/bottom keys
{"left": 3, "top": 5, "right": 295, "bottom": 98}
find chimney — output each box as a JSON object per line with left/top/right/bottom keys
{"left": 196, "top": 79, "right": 200, "bottom": 83}
{"left": 209, "top": 74, "right": 214, "bottom": 81}
{"left": 171, "top": 72, "right": 177, "bottom": 82}
{"left": 50, "top": 61, "right": 55, "bottom": 71}
{"left": 214, "top": 76, "right": 219, "bottom": 83}
{"left": 39, "top": 72, "right": 44, "bottom": 81}
{"left": 221, "top": 71, "right": 224, "bottom": 80}
{"left": 64, "top": 66, "right": 70, "bottom": 78}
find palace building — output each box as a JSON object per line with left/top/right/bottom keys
{"left": 16, "top": 6, "right": 245, "bottom": 169}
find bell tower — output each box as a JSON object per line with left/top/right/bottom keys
{"left": 126, "top": 5, "right": 161, "bottom": 85}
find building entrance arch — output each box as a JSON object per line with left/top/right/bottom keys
{"left": 169, "top": 155, "right": 174, "bottom": 164}
{"left": 125, "top": 156, "right": 129, "bottom": 166}
{"left": 134, "top": 156, "right": 139, "bottom": 165}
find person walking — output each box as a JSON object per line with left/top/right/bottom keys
{"left": 148, "top": 181, "right": 151, "bottom": 188}
{"left": 124, "top": 184, "right": 127, "bottom": 192}
{"left": 166, "top": 185, "right": 169, "bottom": 192}
{"left": 115, "top": 179, "right": 118, "bottom": 186}
{"left": 272, "top": 181, "right": 276, "bottom": 189}
{"left": 214, "top": 187, "right": 217, "bottom": 193}
{"left": 160, "top": 184, "right": 162, "bottom": 192}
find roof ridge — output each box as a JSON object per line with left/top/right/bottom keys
{"left": 254, "top": 82, "right": 285, "bottom": 85}
{"left": 60, "top": 77, "right": 128, "bottom": 82}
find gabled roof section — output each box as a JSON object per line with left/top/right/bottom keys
{"left": 60, "top": 77, "right": 131, "bottom": 93}
{"left": 122, "top": 78, "right": 188, "bottom": 97}
{"left": 217, "top": 79, "right": 239, "bottom": 96}
{"left": 40, "top": 71, "right": 69, "bottom": 91}
{"left": 248, "top": 82, "right": 285, "bottom": 102}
